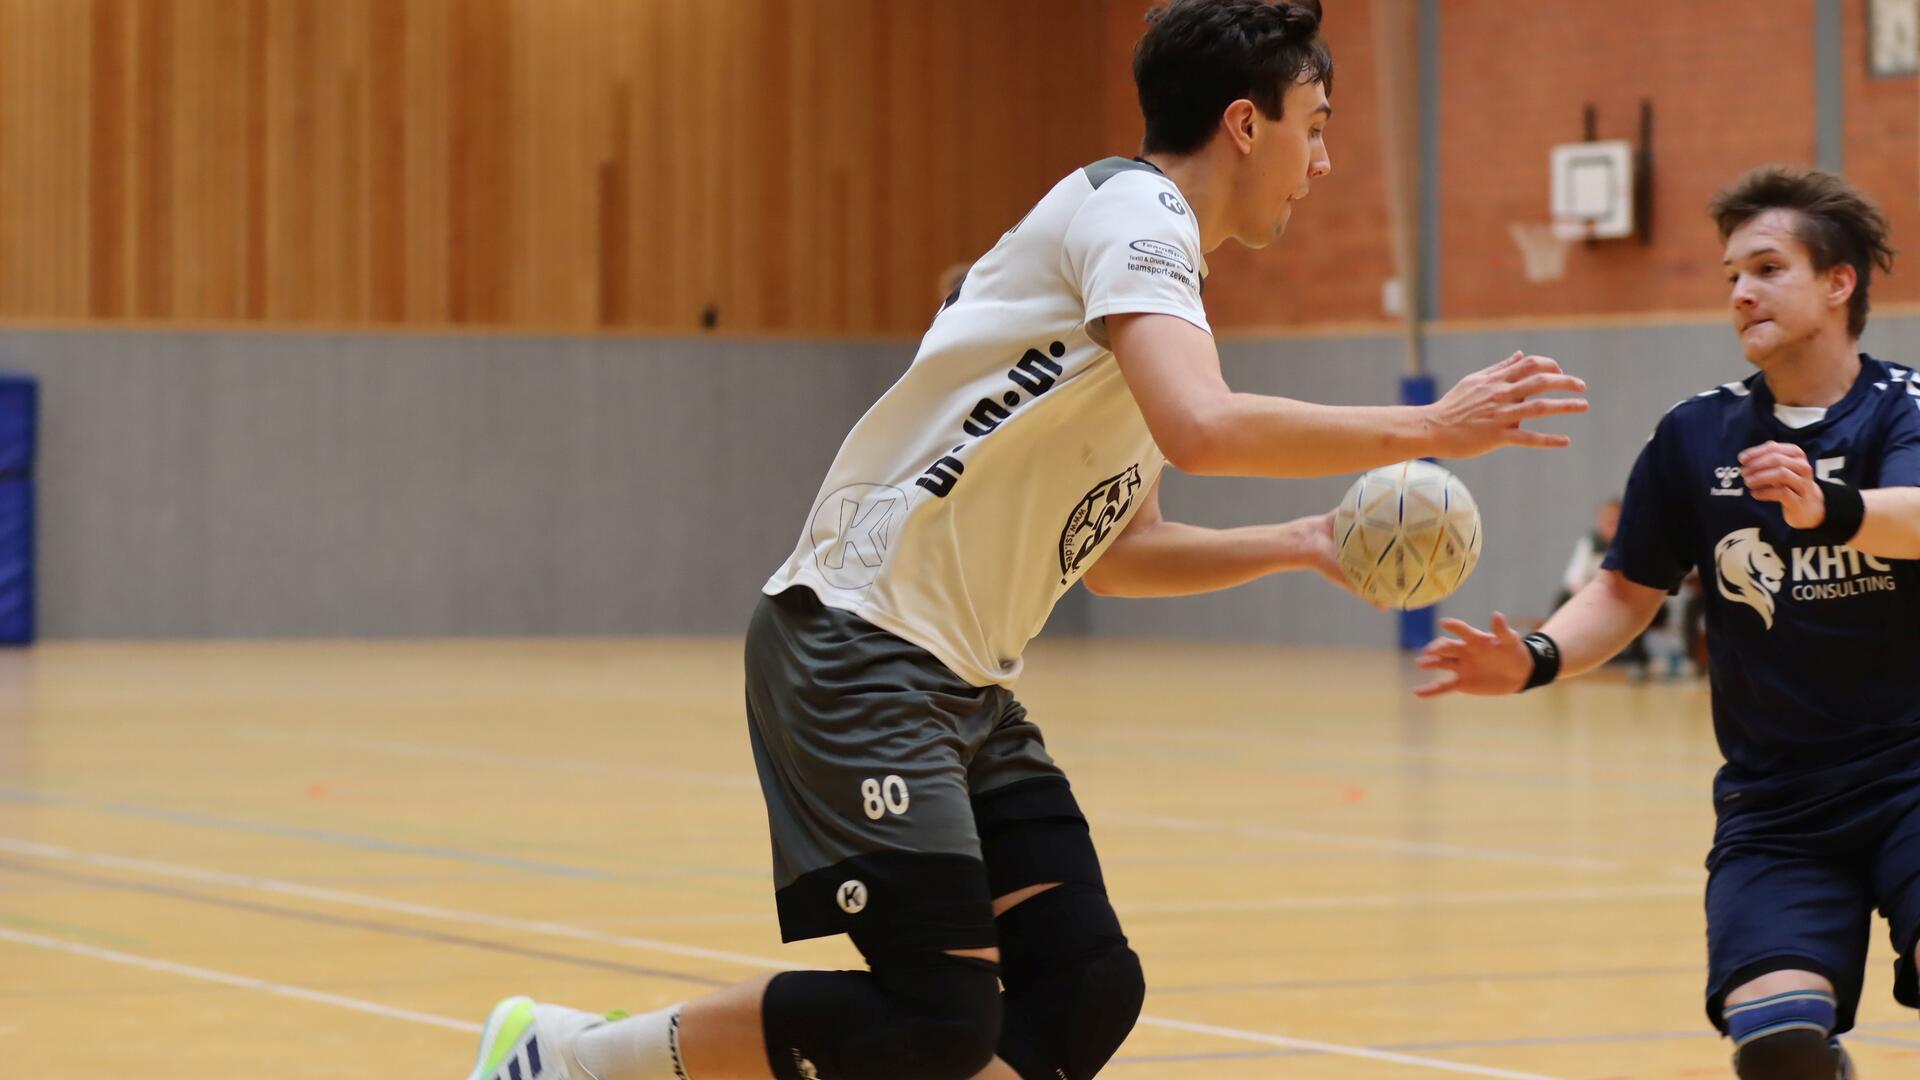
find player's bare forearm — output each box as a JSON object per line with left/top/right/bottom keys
{"left": 1174, "top": 394, "right": 1438, "bottom": 479}
{"left": 1107, "top": 313, "right": 1586, "bottom": 480}
{"left": 1537, "top": 571, "right": 1671, "bottom": 679}
{"left": 1742, "top": 442, "right": 1920, "bottom": 558}
{"left": 1851, "top": 487, "right": 1920, "bottom": 559}
{"left": 1081, "top": 514, "right": 1331, "bottom": 598}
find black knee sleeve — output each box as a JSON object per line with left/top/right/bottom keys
{"left": 761, "top": 948, "right": 1003, "bottom": 1080}
{"left": 996, "top": 882, "right": 1146, "bottom": 1080}
{"left": 1733, "top": 1029, "right": 1844, "bottom": 1080}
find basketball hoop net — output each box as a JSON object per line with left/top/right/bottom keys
{"left": 1508, "top": 221, "right": 1580, "bottom": 283}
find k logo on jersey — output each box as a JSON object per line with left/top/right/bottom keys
{"left": 1714, "top": 527, "right": 1786, "bottom": 629}
{"left": 1059, "top": 465, "right": 1142, "bottom": 584}
{"left": 811, "top": 484, "right": 906, "bottom": 590}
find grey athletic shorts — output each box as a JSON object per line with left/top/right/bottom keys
{"left": 745, "top": 586, "right": 1101, "bottom": 952}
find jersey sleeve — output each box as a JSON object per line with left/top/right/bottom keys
{"left": 1601, "top": 412, "right": 1695, "bottom": 593}
{"left": 1876, "top": 394, "right": 1920, "bottom": 488}
{"left": 1062, "top": 176, "right": 1210, "bottom": 348}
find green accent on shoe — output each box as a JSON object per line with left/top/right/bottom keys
{"left": 603, "top": 1009, "right": 629, "bottom": 1022}
{"left": 471, "top": 996, "right": 536, "bottom": 1080}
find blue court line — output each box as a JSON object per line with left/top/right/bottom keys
{"left": 1113, "top": 1024, "right": 1920, "bottom": 1066}
{"left": 1114, "top": 1029, "right": 1711, "bottom": 1066}
{"left": 1072, "top": 741, "right": 1707, "bottom": 800}
{"left": 1150, "top": 965, "right": 1699, "bottom": 995}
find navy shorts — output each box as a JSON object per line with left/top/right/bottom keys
{"left": 1705, "top": 777, "right": 1920, "bottom": 1035}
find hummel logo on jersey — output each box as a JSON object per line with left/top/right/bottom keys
{"left": 1059, "top": 465, "right": 1143, "bottom": 583}
{"left": 1715, "top": 528, "right": 1785, "bottom": 629}
{"left": 1712, "top": 465, "right": 1744, "bottom": 496}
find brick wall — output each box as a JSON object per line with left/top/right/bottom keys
{"left": 1843, "top": 1, "right": 1920, "bottom": 313}
{"left": 1101, "top": 0, "right": 1399, "bottom": 330}
{"left": 1101, "top": 0, "right": 1919, "bottom": 329}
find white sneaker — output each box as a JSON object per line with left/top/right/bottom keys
{"left": 466, "top": 995, "right": 625, "bottom": 1080}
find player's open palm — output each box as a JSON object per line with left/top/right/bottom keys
{"left": 1414, "top": 612, "right": 1530, "bottom": 698}
{"left": 1428, "top": 352, "right": 1589, "bottom": 459}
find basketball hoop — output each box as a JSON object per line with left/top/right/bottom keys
{"left": 1508, "top": 221, "right": 1577, "bottom": 283}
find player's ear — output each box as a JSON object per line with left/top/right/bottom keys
{"left": 1825, "top": 262, "right": 1857, "bottom": 311}
{"left": 1222, "top": 99, "right": 1257, "bottom": 155}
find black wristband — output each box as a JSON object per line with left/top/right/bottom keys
{"left": 1800, "top": 481, "right": 1865, "bottom": 545}
{"left": 1521, "top": 632, "right": 1561, "bottom": 691}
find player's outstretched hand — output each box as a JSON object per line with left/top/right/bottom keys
{"left": 1740, "top": 441, "right": 1825, "bottom": 528}
{"left": 1413, "top": 612, "right": 1530, "bottom": 698}
{"left": 1426, "top": 352, "right": 1589, "bottom": 459}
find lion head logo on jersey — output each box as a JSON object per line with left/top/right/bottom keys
{"left": 1714, "top": 527, "right": 1786, "bottom": 629}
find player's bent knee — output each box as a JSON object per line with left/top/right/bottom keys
{"left": 1726, "top": 988, "right": 1839, "bottom": 1080}
{"left": 996, "top": 882, "right": 1146, "bottom": 1080}
{"left": 761, "top": 949, "right": 1002, "bottom": 1080}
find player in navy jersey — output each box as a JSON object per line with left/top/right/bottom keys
{"left": 1416, "top": 166, "right": 1920, "bottom": 1079}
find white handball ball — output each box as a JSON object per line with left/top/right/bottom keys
{"left": 1333, "top": 460, "right": 1483, "bottom": 610}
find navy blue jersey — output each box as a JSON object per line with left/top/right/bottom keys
{"left": 1604, "top": 355, "right": 1920, "bottom": 812}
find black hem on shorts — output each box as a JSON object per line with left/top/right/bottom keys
{"left": 1894, "top": 928, "right": 1920, "bottom": 1009}
{"left": 1707, "top": 954, "right": 1856, "bottom": 1036}
{"left": 774, "top": 850, "right": 995, "bottom": 952}
{"left": 973, "top": 775, "right": 1104, "bottom": 898}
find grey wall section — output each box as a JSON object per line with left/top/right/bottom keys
{"left": 1085, "top": 316, "right": 1920, "bottom": 647}
{"left": 2, "top": 330, "right": 905, "bottom": 638}
{"left": 1815, "top": 0, "right": 1844, "bottom": 174}
{"left": 14, "top": 319, "right": 1920, "bottom": 641}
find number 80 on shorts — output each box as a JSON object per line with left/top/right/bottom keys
{"left": 861, "top": 775, "right": 910, "bottom": 820}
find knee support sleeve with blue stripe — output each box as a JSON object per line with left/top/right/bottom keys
{"left": 1727, "top": 990, "right": 1844, "bottom": 1080}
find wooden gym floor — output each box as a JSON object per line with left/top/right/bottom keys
{"left": 2, "top": 636, "right": 1915, "bottom": 1079}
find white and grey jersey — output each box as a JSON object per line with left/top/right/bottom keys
{"left": 764, "top": 158, "right": 1211, "bottom": 686}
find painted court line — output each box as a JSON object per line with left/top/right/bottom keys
{"left": 0, "top": 926, "right": 482, "bottom": 1035}
{"left": 0, "top": 836, "right": 1554, "bottom": 1078}
{"left": 0, "top": 855, "right": 731, "bottom": 990}
{"left": 0, "top": 838, "right": 790, "bottom": 972}
{"left": 1118, "top": 882, "right": 1698, "bottom": 915}
{"left": 1104, "top": 812, "right": 1625, "bottom": 871}
{"left": 231, "top": 729, "right": 764, "bottom": 791}
{"left": 1134, "top": 1016, "right": 1560, "bottom": 1079}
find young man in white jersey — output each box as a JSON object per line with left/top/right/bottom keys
{"left": 466, "top": 3, "right": 1586, "bottom": 1079}
{"left": 1415, "top": 167, "right": 1920, "bottom": 1080}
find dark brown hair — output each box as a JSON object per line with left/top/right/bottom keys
{"left": 1134, "top": 0, "right": 1333, "bottom": 156}
{"left": 1710, "top": 166, "right": 1895, "bottom": 338}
